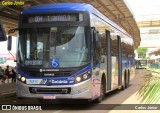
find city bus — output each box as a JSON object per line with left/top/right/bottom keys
{"left": 136, "top": 59, "right": 147, "bottom": 69}
{"left": 7, "top": 3, "right": 135, "bottom": 103}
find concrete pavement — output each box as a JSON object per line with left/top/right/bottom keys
{"left": 0, "top": 79, "right": 16, "bottom": 99}
{"left": 0, "top": 69, "right": 157, "bottom": 101}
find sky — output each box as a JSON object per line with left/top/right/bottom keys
{"left": 124, "top": 0, "right": 160, "bottom": 48}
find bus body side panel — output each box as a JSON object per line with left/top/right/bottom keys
{"left": 91, "top": 65, "right": 101, "bottom": 100}
{"left": 90, "top": 6, "right": 134, "bottom": 92}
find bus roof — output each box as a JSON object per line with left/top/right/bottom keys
{"left": 21, "top": 3, "right": 132, "bottom": 40}
{"left": 22, "top": 3, "right": 91, "bottom": 14}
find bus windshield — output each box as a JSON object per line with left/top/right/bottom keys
{"left": 18, "top": 26, "right": 90, "bottom": 68}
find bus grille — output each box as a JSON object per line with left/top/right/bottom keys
{"left": 27, "top": 70, "right": 73, "bottom": 77}
{"left": 29, "top": 87, "right": 71, "bottom": 94}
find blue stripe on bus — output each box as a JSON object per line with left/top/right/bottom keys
{"left": 17, "top": 64, "right": 92, "bottom": 85}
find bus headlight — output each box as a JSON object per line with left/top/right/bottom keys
{"left": 75, "top": 71, "right": 91, "bottom": 83}
{"left": 17, "top": 74, "right": 26, "bottom": 84}
{"left": 21, "top": 77, "right": 26, "bottom": 82}
{"left": 76, "top": 76, "right": 82, "bottom": 82}
{"left": 82, "top": 73, "right": 88, "bottom": 79}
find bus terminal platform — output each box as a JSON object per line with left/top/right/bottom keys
{"left": 0, "top": 79, "right": 16, "bottom": 99}
{"left": 0, "top": 69, "right": 159, "bottom": 100}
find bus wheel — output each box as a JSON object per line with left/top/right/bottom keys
{"left": 127, "top": 70, "right": 130, "bottom": 86}
{"left": 124, "top": 73, "right": 129, "bottom": 89}
{"left": 94, "top": 78, "right": 106, "bottom": 103}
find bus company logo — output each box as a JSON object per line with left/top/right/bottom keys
{"left": 2, "top": 105, "right": 11, "bottom": 110}
{"left": 40, "top": 79, "right": 47, "bottom": 84}
{"left": 44, "top": 73, "right": 55, "bottom": 76}
{"left": 40, "top": 69, "right": 59, "bottom": 72}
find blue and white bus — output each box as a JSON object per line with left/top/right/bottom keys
{"left": 8, "top": 3, "right": 135, "bottom": 102}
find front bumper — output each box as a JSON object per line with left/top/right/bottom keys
{"left": 16, "top": 79, "right": 92, "bottom": 99}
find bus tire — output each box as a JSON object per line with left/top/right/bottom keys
{"left": 124, "top": 71, "right": 129, "bottom": 89}
{"left": 123, "top": 71, "right": 128, "bottom": 89}
{"left": 128, "top": 70, "right": 130, "bottom": 85}
{"left": 94, "top": 76, "right": 106, "bottom": 103}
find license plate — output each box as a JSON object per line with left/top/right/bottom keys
{"left": 43, "top": 94, "right": 56, "bottom": 99}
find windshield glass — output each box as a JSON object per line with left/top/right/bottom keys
{"left": 18, "top": 26, "right": 90, "bottom": 68}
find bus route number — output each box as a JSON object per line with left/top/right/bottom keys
{"left": 35, "top": 16, "right": 42, "bottom": 22}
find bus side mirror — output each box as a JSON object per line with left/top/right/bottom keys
{"left": 91, "top": 27, "right": 101, "bottom": 48}
{"left": 7, "top": 28, "right": 17, "bottom": 51}
{"left": 7, "top": 35, "right": 12, "bottom": 51}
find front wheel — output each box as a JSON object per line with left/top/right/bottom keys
{"left": 94, "top": 78, "right": 106, "bottom": 103}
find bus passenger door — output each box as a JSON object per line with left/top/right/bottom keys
{"left": 106, "top": 30, "right": 112, "bottom": 90}
{"left": 91, "top": 27, "right": 101, "bottom": 99}
{"left": 117, "top": 36, "right": 122, "bottom": 88}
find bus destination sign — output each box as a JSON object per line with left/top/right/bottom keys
{"left": 28, "top": 14, "right": 78, "bottom": 23}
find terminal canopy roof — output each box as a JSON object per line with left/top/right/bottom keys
{"left": 0, "top": 0, "right": 140, "bottom": 48}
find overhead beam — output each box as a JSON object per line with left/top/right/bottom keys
{"left": 82, "top": 0, "right": 127, "bottom": 30}
{"left": 4, "top": 6, "right": 20, "bottom": 14}
{"left": 113, "top": 16, "right": 133, "bottom": 22}
{"left": 138, "top": 20, "right": 160, "bottom": 28}
{"left": 32, "top": 0, "right": 42, "bottom": 4}
{"left": 82, "top": 0, "right": 115, "bottom": 19}
{"left": 0, "top": 2, "right": 5, "bottom": 10}
{"left": 108, "top": 0, "right": 134, "bottom": 31}
{"left": 0, "top": 12, "right": 18, "bottom": 20}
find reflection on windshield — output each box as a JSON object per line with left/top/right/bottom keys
{"left": 18, "top": 26, "right": 90, "bottom": 68}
